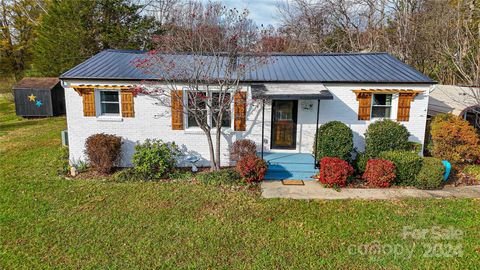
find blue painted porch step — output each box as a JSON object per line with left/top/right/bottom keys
{"left": 259, "top": 152, "right": 319, "bottom": 181}
{"left": 268, "top": 163, "right": 317, "bottom": 172}
{"left": 265, "top": 171, "right": 317, "bottom": 180}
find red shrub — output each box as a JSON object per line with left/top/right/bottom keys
{"left": 236, "top": 154, "right": 267, "bottom": 183}
{"left": 230, "top": 139, "right": 257, "bottom": 161}
{"left": 317, "top": 157, "right": 353, "bottom": 187}
{"left": 362, "top": 159, "right": 396, "bottom": 188}
{"left": 85, "top": 133, "right": 122, "bottom": 173}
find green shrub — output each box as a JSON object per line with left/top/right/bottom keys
{"left": 415, "top": 157, "right": 445, "bottom": 189}
{"left": 379, "top": 151, "right": 422, "bottom": 186}
{"left": 85, "top": 133, "right": 122, "bottom": 173}
{"left": 407, "top": 141, "right": 423, "bottom": 154}
{"left": 365, "top": 119, "right": 410, "bottom": 156}
{"left": 132, "top": 139, "right": 179, "bottom": 180}
{"left": 197, "top": 169, "right": 242, "bottom": 185}
{"left": 112, "top": 168, "right": 140, "bottom": 182}
{"left": 314, "top": 121, "right": 353, "bottom": 161}
{"left": 462, "top": 165, "right": 480, "bottom": 180}
{"left": 355, "top": 152, "right": 371, "bottom": 173}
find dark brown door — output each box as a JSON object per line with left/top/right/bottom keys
{"left": 271, "top": 100, "right": 297, "bottom": 149}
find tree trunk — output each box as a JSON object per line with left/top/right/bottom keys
{"left": 215, "top": 127, "right": 222, "bottom": 171}
{"left": 204, "top": 129, "right": 218, "bottom": 171}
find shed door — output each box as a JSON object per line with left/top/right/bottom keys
{"left": 271, "top": 100, "right": 297, "bottom": 149}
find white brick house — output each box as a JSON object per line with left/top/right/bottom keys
{"left": 60, "top": 50, "right": 435, "bottom": 179}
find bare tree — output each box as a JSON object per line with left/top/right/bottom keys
{"left": 142, "top": 0, "right": 179, "bottom": 25}
{"left": 441, "top": 0, "right": 480, "bottom": 86}
{"left": 133, "top": 2, "right": 267, "bottom": 170}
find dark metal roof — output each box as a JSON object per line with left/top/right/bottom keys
{"left": 60, "top": 49, "right": 435, "bottom": 84}
{"left": 251, "top": 84, "right": 333, "bottom": 100}
{"left": 13, "top": 77, "right": 60, "bottom": 90}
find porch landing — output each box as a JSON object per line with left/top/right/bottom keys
{"left": 260, "top": 152, "right": 318, "bottom": 180}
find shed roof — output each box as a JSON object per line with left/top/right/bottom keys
{"left": 60, "top": 49, "right": 435, "bottom": 84}
{"left": 13, "top": 77, "right": 60, "bottom": 90}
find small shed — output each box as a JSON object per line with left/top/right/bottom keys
{"left": 13, "top": 77, "right": 65, "bottom": 117}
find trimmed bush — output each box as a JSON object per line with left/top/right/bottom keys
{"left": 132, "top": 139, "right": 179, "bottom": 180}
{"left": 362, "top": 159, "right": 396, "bottom": 188}
{"left": 85, "top": 133, "right": 122, "bottom": 173}
{"left": 407, "top": 141, "right": 423, "bottom": 154}
{"left": 355, "top": 152, "right": 371, "bottom": 173}
{"left": 317, "top": 157, "right": 354, "bottom": 188}
{"left": 236, "top": 154, "right": 267, "bottom": 183}
{"left": 415, "top": 157, "right": 445, "bottom": 189}
{"left": 314, "top": 121, "right": 353, "bottom": 161}
{"left": 230, "top": 139, "right": 257, "bottom": 161}
{"left": 197, "top": 169, "right": 242, "bottom": 185}
{"left": 365, "top": 119, "right": 410, "bottom": 156}
{"left": 463, "top": 164, "right": 480, "bottom": 180}
{"left": 379, "top": 151, "right": 422, "bottom": 186}
{"left": 430, "top": 113, "right": 480, "bottom": 167}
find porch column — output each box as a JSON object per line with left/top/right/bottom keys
{"left": 261, "top": 99, "right": 265, "bottom": 159}
{"left": 314, "top": 99, "right": 320, "bottom": 169}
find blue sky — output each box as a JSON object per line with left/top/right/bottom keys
{"left": 202, "top": 0, "right": 281, "bottom": 27}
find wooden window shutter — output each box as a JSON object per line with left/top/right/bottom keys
{"left": 171, "top": 90, "right": 184, "bottom": 130}
{"left": 82, "top": 89, "right": 96, "bottom": 117}
{"left": 397, "top": 93, "right": 414, "bottom": 121}
{"left": 121, "top": 91, "right": 134, "bottom": 117}
{"left": 356, "top": 92, "right": 372, "bottom": 120}
{"left": 234, "top": 92, "right": 247, "bottom": 131}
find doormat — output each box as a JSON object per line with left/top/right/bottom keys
{"left": 282, "top": 180, "right": 305, "bottom": 186}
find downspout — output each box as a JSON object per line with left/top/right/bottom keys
{"left": 314, "top": 99, "right": 320, "bottom": 169}
{"left": 261, "top": 99, "right": 265, "bottom": 159}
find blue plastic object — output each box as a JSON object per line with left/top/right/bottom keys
{"left": 442, "top": 160, "right": 451, "bottom": 181}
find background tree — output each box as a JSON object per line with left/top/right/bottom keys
{"left": 134, "top": 2, "right": 267, "bottom": 170}
{"left": 31, "top": 0, "right": 158, "bottom": 76}
{"left": 0, "top": 0, "right": 45, "bottom": 90}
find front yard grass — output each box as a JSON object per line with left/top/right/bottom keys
{"left": 1, "top": 94, "right": 479, "bottom": 269}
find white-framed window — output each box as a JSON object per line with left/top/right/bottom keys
{"left": 187, "top": 91, "right": 207, "bottom": 127}
{"left": 371, "top": 94, "right": 392, "bottom": 118}
{"left": 99, "top": 90, "right": 120, "bottom": 116}
{"left": 186, "top": 91, "right": 233, "bottom": 128}
{"left": 211, "top": 92, "right": 232, "bottom": 127}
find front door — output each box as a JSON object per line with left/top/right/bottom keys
{"left": 271, "top": 100, "right": 298, "bottom": 149}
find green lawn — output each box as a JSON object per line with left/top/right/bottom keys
{"left": 1, "top": 94, "right": 479, "bottom": 269}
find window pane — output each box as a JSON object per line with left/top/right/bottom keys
{"left": 101, "top": 103, "right": 120, "bottom": 114}
{"left": 211, "top": 93, "right": 231, "bottom": 127}
{"left": 276, "top": 101, "right": 293, "bottom": 120}
{"left": 188, "top": 114, "right": 199, "bottom": 127}
{"left": 100, "top": 91, "right": 119, "bottom": 102}
{"left": 373, "top": 94, "right": 392, "bottom": 106}
{"left": 187, "top": 92, "right": 207, "bottom": 127}
{"left": 372, "top": 107, "right": 391, "bottom": 118}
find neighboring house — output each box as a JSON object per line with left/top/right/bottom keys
{"left": 60, "top": 49, "right": 435, "bottom": 179}
{"left": 428, "top": 85, "right": 480, "bottom": 130}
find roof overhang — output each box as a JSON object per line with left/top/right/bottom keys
{"left": 251, "top": 84, "right": 333, "bottom": 100}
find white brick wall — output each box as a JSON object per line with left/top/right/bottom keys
{"left": 64, "top": 80, "right": 431, "bottom": 167}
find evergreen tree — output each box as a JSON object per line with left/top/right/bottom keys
{"left": 32, "top": 0, "right": 157, "bottom": 76}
